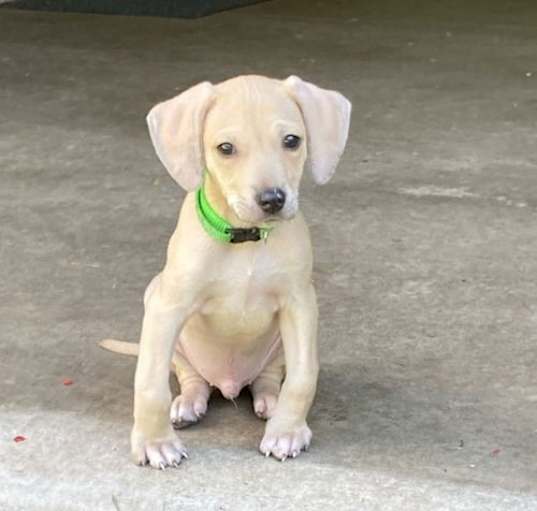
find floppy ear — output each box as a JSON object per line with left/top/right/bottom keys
{"left": 146, "top": 81, "right": 215, "bottom": 191}
{"left": 284, "top": 75, "right": 351, "bottom": 185}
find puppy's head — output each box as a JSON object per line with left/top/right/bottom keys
{"left": 147, "top": 75, "right": 351, "bottom": 224}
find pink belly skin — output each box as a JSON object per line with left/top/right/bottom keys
{"left": 175, "top": 333, "right": 282, "bottom": 399}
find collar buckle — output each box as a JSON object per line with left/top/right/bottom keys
{"left": 228, "top": 227, "right": 262, "bottom": 243}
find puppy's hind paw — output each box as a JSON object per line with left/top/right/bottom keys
{"left": 253, "top": 393, "right": 278, "bottom": 420}
{"left": 170, "top": 394, "right": 208, "bottom": 429}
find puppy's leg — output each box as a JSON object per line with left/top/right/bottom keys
{"left": 170, "top": 351, "right": 211, "bottom": 429}
{"left": 250, "top": 348, "right": 285, "bottom": 420}
{"left": 260, "top": 283, "right": 319, "bottom": 461}
{"left": 131, "top": 274, "right": 193, "bottom": 469}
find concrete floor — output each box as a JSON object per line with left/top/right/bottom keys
{"left": 1, "top": 1, "right": 537, "bottom": 509}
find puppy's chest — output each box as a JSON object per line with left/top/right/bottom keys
{"left": 199, "top": 255, "right": 282, "bottom": 337}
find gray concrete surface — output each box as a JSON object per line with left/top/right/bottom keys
{"left": 1, "top": 1, "right": 537, "bottom": 509}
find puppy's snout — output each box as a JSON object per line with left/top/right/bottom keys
{"left": 257, "top": 188, "right": 286, "bottom": 214}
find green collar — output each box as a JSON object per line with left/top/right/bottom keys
{"left": 195, "top": 181, "right": 272, "bottom": 244}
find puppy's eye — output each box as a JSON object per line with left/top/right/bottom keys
{"left": 283, "top": 134, "right": 301, "bottom": 150}
{"left": 217, "top": 142, "right": 235, "bottom": 156}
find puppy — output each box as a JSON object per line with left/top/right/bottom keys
{"left": 101, "top": 75, "right": 351, "bottom": 468}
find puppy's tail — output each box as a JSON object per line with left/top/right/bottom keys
{"left": 99, "top": 338, "right": 139, "bottom": 357}
{"left": 98, "top": 338, "right": 177, "bottom": 371}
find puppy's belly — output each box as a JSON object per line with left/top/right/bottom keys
{"left": 177, "top": 301, "right": 281, "bottom": 399}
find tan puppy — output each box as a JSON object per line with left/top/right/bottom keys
{"left": 101, "top": 75, "right": 351, "bottom": 468}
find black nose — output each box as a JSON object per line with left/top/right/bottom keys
{"left": 257, "top": 188, "right": 286, "bottom": 214}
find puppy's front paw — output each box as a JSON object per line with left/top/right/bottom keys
{"left": 170, "top": 394, "right": 208, "bottom": 429}
{"left": 131, "top": 427, "right": 188, "bottom": 469}
{"left": 259, "top": 420, "right": 312, "bottom": 461}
